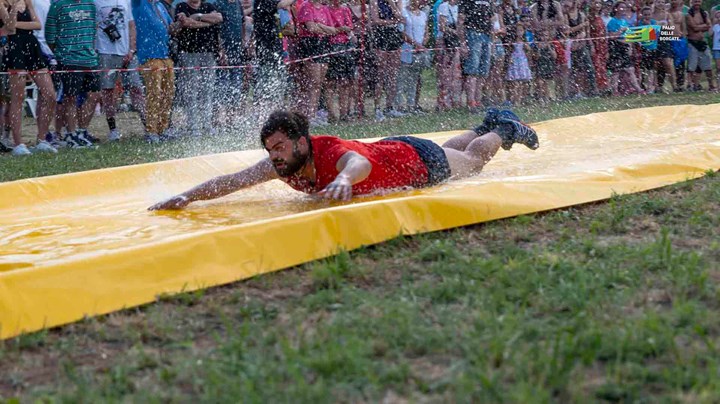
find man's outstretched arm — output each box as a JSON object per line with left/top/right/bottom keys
{"left": 148, "top": 158, "right": 278, "bottom": 210}
{"left": 318, "top": 152, "right": 372, "bottom": 201}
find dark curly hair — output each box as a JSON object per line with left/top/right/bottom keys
{"left": 260, "top": 110, "right": 310, "bottom": 145}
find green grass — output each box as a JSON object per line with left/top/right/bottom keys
{"left": 1, "top": 90, "right": 719, "bottom": 402}
{"left": 1, "top": 170, "right": 718, "bottom": 402}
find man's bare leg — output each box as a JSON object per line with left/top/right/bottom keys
{"left": 442, "top": 132, "right": 502, "bottom": 177}
{"left": 442, "top": 129, "right": 481, "bottom": 151}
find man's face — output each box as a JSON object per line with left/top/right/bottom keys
{"left": 264, "top": 131, "right": 309, "bottom": 177}
{"left": 691, "top": 0, "right": 700, "bottom": 9}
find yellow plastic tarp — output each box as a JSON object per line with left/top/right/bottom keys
{"left": 1, "top": 104, "right": 720, "bottom": 339}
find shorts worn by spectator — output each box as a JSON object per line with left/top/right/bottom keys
{"left": 687, "top": 39, "right": 712, "bottom": 71}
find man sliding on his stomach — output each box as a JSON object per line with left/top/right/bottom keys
{"left": 149, "top": 109, "right": 539, "bottom": 210}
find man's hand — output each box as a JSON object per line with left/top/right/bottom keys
{"left": 318, "top": 175, "right": 353, "bottom": 201}
{"left": 148, "top": 195, "right": 191, "bottom": 211}
{"left": 122, "top": 51, "right": 135, "bottom": 67}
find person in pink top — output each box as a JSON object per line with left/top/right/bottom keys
{"left": 326, "top": 0, "right": 354, "bottom": 122}
{"left": 297, "top": 0, "right": 337, "bottom": 126}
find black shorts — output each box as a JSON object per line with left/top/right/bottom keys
{"left": 297, "top": 36, "right": 331, "bottom": 63}
{"left": 640, "top": 49, "right": 658, "bottom": 70}
{"left": 372, "top": 26, "right": 404, "bottom": 52}
{"left": 656, "top": 41, "right": 674, "bottom": 59}
{"left": 56, "top": 64, "right": 100, "bottom": 97}
{"left": 327, "top": 44, "right": 356, "bottom": 80}
{"left": 385, "top": 136, "right": 451, "bottom": 186}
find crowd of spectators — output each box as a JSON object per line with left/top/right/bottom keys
{"left": 0, "top": 0, "right": 718, "bottom": 156}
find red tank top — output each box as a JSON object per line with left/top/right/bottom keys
{"left": 283, "top": 135, "right": 429, "bottom": 195}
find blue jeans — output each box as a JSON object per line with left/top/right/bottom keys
{"left": 463, "top": 31, "right": 492, "bottom": 77}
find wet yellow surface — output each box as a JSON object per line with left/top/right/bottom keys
{"left": 1, "top": 104, "right": 719, "bottom": 338}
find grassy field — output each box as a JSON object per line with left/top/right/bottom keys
{"left": 1, "top": 91, "right": 719, "bottom": 402}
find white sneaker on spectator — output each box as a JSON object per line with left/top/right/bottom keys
{"left": 108, "top": 129, "right": 121, "bottom": 141}
{"left": 145, "top": 133, "right": 161, "bottom": 144}
{"left": 374, "top": 109, "right": 386, "bottom": 122}
{"left": 309, "top": 117, "right": 328, "bottom": 127}
{"left": 386, "top": 109, "right": 406, "bottom": 118}
{"left": 12, "top": 144, "right": 32, "bottom": 156}
{"left": 33, "top": 140, "right": 58, "bottom": 153}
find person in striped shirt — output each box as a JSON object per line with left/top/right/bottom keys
{"left": 45, "top": 0, "right": 100, "bottom": 148}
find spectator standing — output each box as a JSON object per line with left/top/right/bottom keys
{"left": 369, "top": 0, "right": 405, "bottom": 121}
{"left": 326, "top": 0, "right": 354, "bottom": 122}
{"left": 686, "top": 0, "right": 716, "bottom": 90}
{"left": 253, "top": 0, "right": 292, "bottom": 105}
{"left": 531, "top": 0, "right": 567, "bottom": 99}
{"left": 131, "top": 0, "right": 178, "bottom": 142}
{"left": 0, "top": 4, "right": 11, "bottom": 153}
{"left": 296, "top": 0, "right": 335, "bottom": 125}
{"left": 669, "top": 0, "right": 688, "bottom": 89}
{"left": 457, "top": 0, "right": 494, "bottom": 112}
{"left": 588, "top": 0, "right": 609, "bottom": 93}
{"left": 31, "top": 0, "right": 64, "bottom": 145}
{"left": 534, "top": 28, "right": 557, "bottom": 102}
{"left": 564, "top": 0, "right": 598, "bottom": 97}
{"left": 505, "top": 16, "right": 532, "bottom": 105}
{"left": 95, "top": 0, "right": 146, "bottom": 141}
{"left": 215, "top": 0, "right": 246, "bottom": 112}
{"left": 175, "top": 0, "right": 223, "bottom": 137}
{"left": 397, "top": 0, "right": 428, "bottom": 112}
{"left": 1, "top": 0, "right": 56, "bottom": 155}
{"left": 637, "top": 6, "right": 658, "bottom": 92}
{"left": 606, "top": 1, "right": 644, "bottom": 95}
{"left": 45, "top": 0, "right": 100, "bottom": 148}
{"left": 437, "top": 0, "right": 461, "bottom": 110}
{"left": 650, "top": 0, "right": 678, "bottom": 92}
{"left": 713, "top": 11, "right": 720, "bottom": 85}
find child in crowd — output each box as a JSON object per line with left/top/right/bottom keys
{"left": 506, "top": 19, "right": 533, "bottom": 105}
{"left": 534, "top": 28, "right": 557, "bottom": 103}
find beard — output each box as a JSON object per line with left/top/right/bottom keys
{"left": 272, "top": 143, "right": 309, "bottom": 177}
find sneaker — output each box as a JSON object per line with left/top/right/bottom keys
{"left": 374, "top": 109, "right": 386, "bottom": 122}
{"left": 386, "top": 109, "right": 406, "bottom": 118}
{"left": 79, "top": 130, "right": 100, "bottom": 144}
{"left": 63, "top": 133, "right": 88, "bottom": 149}
{"left": 32, "top": 140, "right": 58, "bottom": 153}
{"left": 162, "top": 126, "right": 181, "bottom": 139}
{"left": 45, "top": 132, "right": 66, "bottom": 148}
{"left": 475, "top": 108, "right": 521, "bottom": 135}
{"left": 495, "top": 116, "right": 540, "bottom": 150}
{"left": 108, "top": 129, "right": 121, "bottom": 141}
{"left": 11, "top": 143, "right": 32, "bottom": 156}
{"left": 145, "top": 133, "right": 161, "bottom": 144}
{"left": 0, "top": 137, "right": 12, "bottom": 153}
